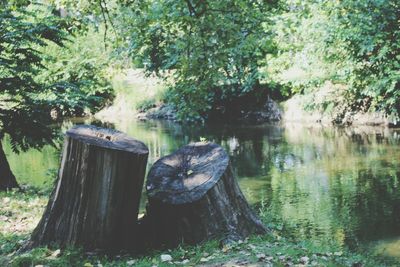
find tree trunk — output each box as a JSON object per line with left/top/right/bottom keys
{"left": 144, "top": 142, "right": 267, "bottom": 249}
{"left": 0, "top": 141, "right": 20, "bottom": 191}
{"left": 27, "top": 125, "right": 149, "bottom": 252}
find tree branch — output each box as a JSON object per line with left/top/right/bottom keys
{"left": 99, "top": 0, "right": 108, "bottom": 49}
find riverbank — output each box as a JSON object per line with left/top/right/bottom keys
{"left": 1, "top": 188, "right": 398, "bottom": 267}
{"left": 2, "top": 118, "right": 400, "bottom": 266}
{"left": 95, "top": 70, "right": 399, "bottom": 128}
{"left": 95, "top": 69, "right": 166, "bottom": 122}
{"left": 282, "top": 94, "right": 398, "bottom": 127}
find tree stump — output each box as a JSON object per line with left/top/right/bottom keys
{"left": 27, "top": 125, "right": 149, "bottom": 252}
{"left": 144, "top": 142, "right": 267, "bottom": 248}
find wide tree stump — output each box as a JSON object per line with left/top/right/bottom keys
{"left": 27, "top": 125, "right": 149, "bottom": 252}
{"left": 144, "top": 142, "right": 266, "bottom": 248}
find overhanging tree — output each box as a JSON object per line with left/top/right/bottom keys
{"left": 118, "top": 0, "right": 277, "bottom": 122}
{"left": 267, "top": 0, "right": 400, "bottom": 122}
{"left": 0, "top": 6, "right": 66, "bottom": 190}
{"left": 327, "top": 0, "right": 400, "bottom": 119}
{"left": 0, "top": 3, "right": 113, "bottom": 191}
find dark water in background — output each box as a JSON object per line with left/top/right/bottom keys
{"left": 3, "top": 119, "right": 400, "bottom": 256}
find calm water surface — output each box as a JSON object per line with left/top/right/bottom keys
{"left": 4, "top": 119, "right": 400, "bottom": 257}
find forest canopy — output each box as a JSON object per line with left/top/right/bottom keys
{"left": 72, "top": 0, "right": 400, "bottom": 121}
{"left": 1, "top": 0, "right": 399, "bottom": 124}
{"left": 110, "top": 0, "right": 399, "bottom": 122}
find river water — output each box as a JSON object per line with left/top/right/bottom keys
{"left": 4, "top": 119, "right": 400, "bottom": 258}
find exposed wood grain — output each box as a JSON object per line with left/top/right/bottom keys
{"left": 144, "top": 142, "right": 267, "bottom": 248}
{"left": 27, "top": 125, "right": 149, "bottom": 252}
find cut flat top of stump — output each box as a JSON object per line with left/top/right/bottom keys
{"left": 66, "top": 125, "right": 149, "bottom": 154}
{"left": 146, "top": 142, "right": 229, "bottom": 204}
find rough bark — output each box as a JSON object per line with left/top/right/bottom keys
{"left": 144, "top": 142, "right": 267, "bottom": 248}
{"left": 27, "top": 125, "right": 149, "bottom": 252}
{"left": 0, "top": 141, "right": 20, "bottom": 191}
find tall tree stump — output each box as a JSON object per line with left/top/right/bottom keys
{"left": 27, "top": 125, "right": 149, "bottom": 252}
{"left": 144, "top": 142, "right": 266, "bottom": 248}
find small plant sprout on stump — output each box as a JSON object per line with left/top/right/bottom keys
{"left": 27, "top": 125, "right": 149, "bottom": 252}
{"left": 145, "top": 142, "right": 267, "bottom": 248}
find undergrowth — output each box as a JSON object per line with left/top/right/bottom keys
{"left": 0, "top": 189, "right": 398, "bottom": 267}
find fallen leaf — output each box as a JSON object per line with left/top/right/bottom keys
{"left": 257, "top": 253, "right": 266, "bottom": 261}
{"left": 126, "top": 260, "right": 136, "bottom": 265}
{"left": 222, "top": 246, "right": 230, "bottom": 253}
{"left": 161, "top": 254, "right": 172, "bottom": 262}
{"left": 200, "top": 257, "right": 209, "bottom": 262}
{"left": 51, "top": 249, "right": 61, "bottom": 258}
{"left": 300, "top": 256, "right": 309, "bottom": 264}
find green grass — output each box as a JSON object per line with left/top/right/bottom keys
{"left": 1, "top": 189, "right": 398, "bottom": 267}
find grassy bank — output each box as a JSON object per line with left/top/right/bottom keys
{"left": 95, "top": 69, "right": 166, "bottom": 121}
{"left": 1, "top": 189, "right": 398, "bottom": 267}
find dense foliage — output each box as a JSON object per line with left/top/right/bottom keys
{"left": 1, "top": 0, "right": 399, "bottom": 129}
{"left": 1, "top": 0, "right": 398, "bottom": 127}
{"left": 0, "top": 6, "right": 65, "bottom": 150}
{"left": 118, "top": 0, "right": 278, "bottom": 121}
{"left": 329, "top": 0, "right": 400, "bottom": 119}
{"left": 37, "top": 27, "right": 114, "bottom": 117}
{"left": 0, "top": 2, "right": 113, "bottom": 151}
{"left": 268, "top": 0, "right": 400, "bottom": 121}
{"left": 0, "top": 1, "right": 115, "bottom": 190}
{"left": 26, "top": 0, "right": 398, "bottom": 123}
